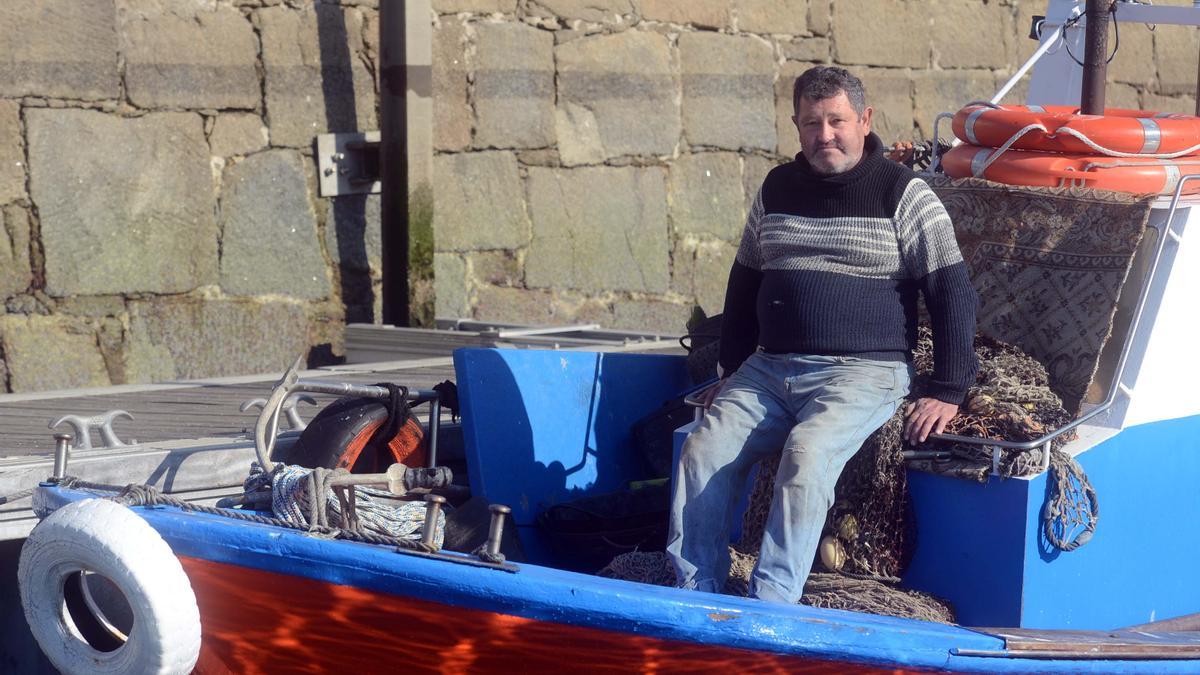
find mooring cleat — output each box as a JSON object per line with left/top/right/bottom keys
{"left": 49, "top": 410, "right": 134, "bottom": 450}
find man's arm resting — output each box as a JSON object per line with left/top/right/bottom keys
{"left": 921, "top": 265, "right": 978, "bottom": 399}
{"left": 912, "top": 265, "right": 978, "bottom": 443}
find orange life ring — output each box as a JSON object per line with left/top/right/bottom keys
{"left": 942, "top": 144, "right": 1200, "bottom": 195}
{"left": 952, "top": 104, "right": 1200, "bottom": 156}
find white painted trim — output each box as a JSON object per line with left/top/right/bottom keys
{"left": 1121, "top": 203, "right": 1200, "bottom": 427}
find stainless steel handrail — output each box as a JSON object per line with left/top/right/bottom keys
{"left": 682, "top": 175, "right": 1196, "bottom": 474}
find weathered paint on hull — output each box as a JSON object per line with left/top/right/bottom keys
{"left": 181, "top": 556, "right": 893, "bottom": 674}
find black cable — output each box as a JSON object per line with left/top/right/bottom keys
{"left": 1062, "top": 3, "right": 1121, "bottom": 68}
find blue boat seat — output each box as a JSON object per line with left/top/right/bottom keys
{"left": 452, "top": 348, "right": 691, "bottom": 565}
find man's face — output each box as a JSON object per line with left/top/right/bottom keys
{"left": 792, "top": 91, "right": 873, "bottom": 175}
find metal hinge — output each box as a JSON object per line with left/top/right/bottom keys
{"left": 316, "top": 131, "right": 381, "bottom": 197}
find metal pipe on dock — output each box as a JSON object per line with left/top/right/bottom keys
{"left": 378, "top": 0, "right": 410, "bottom": 327}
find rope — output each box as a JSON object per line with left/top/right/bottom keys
{"left": 1054, "top": 126, "right": 1200, "bottom": 159}
{"left": 1042, "top": 451, "right": 1099, "bottom": 551}
{"left": 251, "top": 463, "right": 441, "bottom": 546}
{"left": 973, "top": 123, "right": 1050, "bottom": 176}
{"left": 433, "top": 380, "right": 460, "bottom": 421}
{"left": 369, "top": 383, "right": 410, "bottom": 465}
{"left": 55, "top": 476, "right": 441, "bottom": 553}
{"left": 471, "top": 544, "right": 506, "bottom": 564}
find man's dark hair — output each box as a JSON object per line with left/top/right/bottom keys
{"left": 792, "top": 66, "right": 867, "bottom": 116}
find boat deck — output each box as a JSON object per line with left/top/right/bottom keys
{"left": 0, "top": 358, "right": 467, "bottom": 539}
{"left": 0, "top": 338, "right": 685, "bottom": 540}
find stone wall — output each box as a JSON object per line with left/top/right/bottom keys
{"left": 1, "top": 0, "right": 1197, "bottom": 392}
{"left": 428, "top": 0, "right": 1200, "bottom": 336}
{"left": 0, "top": 0, "right": 378, "bottom": 392}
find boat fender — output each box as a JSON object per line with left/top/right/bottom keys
{"left": 18, "top": 499, "right": 201, "bottom": 675}
{"left": 279, "top": 393, "right": 427, "bottom": 472}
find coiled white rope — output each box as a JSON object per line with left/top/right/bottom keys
{"left": 246, "top": 463, "right": 443, "bottom": 546}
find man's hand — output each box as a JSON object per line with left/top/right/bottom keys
{"left": 701, "top": 377, "right": 728, "bottom": 409}
{"left": 885, "top": 141, "right": 915, "bottom": 165}
{"left": 904, "top": 397, "right": 959, "bottom": 444}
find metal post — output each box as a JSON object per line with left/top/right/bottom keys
{"left": 1195, "top": 23, "right": 1200, "bottom": 116}
{"left": 1080, "top": 0, "right": 1113, "bottom": 115}
{"left": 52, "top": 434, "right": 72, "bottom": 480}
{"left": 420, "top": 494, "right": 446, "bottom": 549}
{"left": 427, "top": 398, "right": 440, "bottom": 468}
{"left": 485, "top": 504, "right": 511, "bottom": 558}
{"left": 378, "top": 0, "right": 409, "bottom": 326}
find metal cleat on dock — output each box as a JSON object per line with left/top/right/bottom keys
{"left": 240, "top": 394, "right": 318, "bottom": 431}
{"left": 48, "top": 410, "right": 135, "bottom": 450}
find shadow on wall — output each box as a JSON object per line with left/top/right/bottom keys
{"left": 315, "top": 2, "right": 375, "bottom": 332}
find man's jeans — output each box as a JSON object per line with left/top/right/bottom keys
{"left": 666, "top": 351, "right": 911, "bottom": 604}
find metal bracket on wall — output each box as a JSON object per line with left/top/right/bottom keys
{"left": 316, "top": 131, "right": 381, "bottom": 197}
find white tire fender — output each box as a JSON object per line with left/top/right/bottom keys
{"left": 18, "top": 498, "right": 202, "bottom": 675}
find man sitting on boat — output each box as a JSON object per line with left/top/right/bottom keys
{"left": 666, "top": 66, "right": 979, "bottom": 604}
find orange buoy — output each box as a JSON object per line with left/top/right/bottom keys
{"left": 942, "top": 144, "right": 1200, "bottom": 195}
{"left": 952, "top": 104, "right": 1200, "bottom": 157}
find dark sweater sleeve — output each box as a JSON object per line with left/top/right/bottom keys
{"left": 718, "top": 261, "right": 762, "bottom": 374}
{"left": 895, "top": 179, "right": 979, "bottom": 404}
{"left": 718, "top": 189, "right": 767, "bottom": 375}
{"left": 920, "top": 264, "right": 979, "bottom": 403}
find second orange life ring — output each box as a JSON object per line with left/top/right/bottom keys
{"left": 942, "top": 144, "right": 1200, "bottom": 195}
{"left": 952, "top": 104, "right": 1200, "bottom": 156}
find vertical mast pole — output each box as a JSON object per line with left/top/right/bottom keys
{"left": 1080, "top": 0, "right": 1113, "bottom": 115}
{"left": 378, "top": 1, "right": 434, "bottom": 327}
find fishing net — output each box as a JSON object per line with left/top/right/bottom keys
{"left": 597, "top": 550, "right": 955, "bottom": 624}
{"left": 600, "top": 327, "right": 1098, "bottom": 623}
{"left": 908, "top": 329, "right": 1076, "bottom": 480}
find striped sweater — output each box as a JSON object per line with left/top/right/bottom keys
{"left": 719, "top": 133, "right": 979, "bottom": 404}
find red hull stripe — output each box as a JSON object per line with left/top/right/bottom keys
{"left": 180, "top": 556, "right": 907, "bottom": 674}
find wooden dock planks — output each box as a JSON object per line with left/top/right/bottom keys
{"left": 0, "top": 360, "right": 457, "bottom": 457}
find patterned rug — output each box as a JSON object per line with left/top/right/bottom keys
{"left": 928, "top": 176, "right": 1154, "bottom": 414}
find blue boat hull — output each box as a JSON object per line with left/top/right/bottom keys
{"left": 33, "top": 485, "right": 1200, "bottom": 673}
